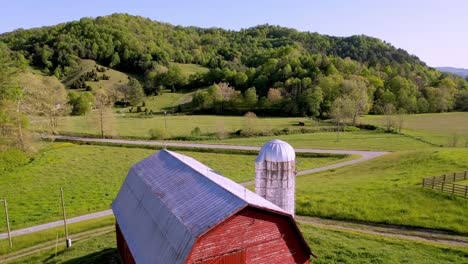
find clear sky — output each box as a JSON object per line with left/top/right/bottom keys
{"left": 1, "top": 0, "right": 467, "bottom": 68}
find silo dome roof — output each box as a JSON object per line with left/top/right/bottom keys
{"left": 255, "top": 139, "right": 295, "bottom": 162}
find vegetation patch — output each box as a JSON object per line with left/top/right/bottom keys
{"left": 295, "top": 148, "right": 468, "bottom": 234}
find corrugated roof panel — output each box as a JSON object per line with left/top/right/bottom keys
{"left": 112, "top": 149, "right": 290, "bottom": 264}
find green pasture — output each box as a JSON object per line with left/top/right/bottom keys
{"left": 205, "top": 130, "right": 434, "bottom": 151}
{"left": 9, "top": 223, "right": 468, "bottom": 264}
{"left": 170, "top": 62, "right": 209, "bottom": 76}
{"left": 0, "top": 143, "right": 347, "bottom": 231}
{"left": 295, "top": 148, "right": 468, "bottom": 234}
{"left": 49, "top": 114, "right": 311, "bottom": 138}
{"left": 63, "top": 59, "right": 130, "bottom": 92}
{"left": 361, "top": 112, "right": 468, "bottom": 147}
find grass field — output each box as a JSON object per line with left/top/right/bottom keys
{"left": 51, "top": 114, "right": 313, "bottom": 138}
{"left": 143, "top": 91, "right": 194, "bottom": 113}
{"left": 295, "top": 148, "right": 468, "bottom": 234}
{"left": 361, "top": 112, "right": 468, "bottom": 147}
{"left": 0, "top": 216, "right": 114, "bottom": 255}
{"left": 9, "top": 223, "right": 468, "bottom": 264}
{"left": 62, "top": 59, "right": 130, "bottom": 92}
{"left": 170, "top": 62, "right": 209, "bottom": 76}
{"left": 204, "top": 130, "right": 434, "bottom": 151}
{"left": 0, "top": 143, "right": 348, "bottom": 231}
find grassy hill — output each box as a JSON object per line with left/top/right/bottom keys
{"left": 63, "top": 59, "right": 130, "bottom": 91}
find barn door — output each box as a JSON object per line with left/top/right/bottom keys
{"left": 197, "top": 250, "right": 246, "bottom": 264}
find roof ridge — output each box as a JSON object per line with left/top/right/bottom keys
{"left": 163, "top": 149, "right": 287, "bottom": 214}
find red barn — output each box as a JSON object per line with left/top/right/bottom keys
{"left": 112, "top": 149, "right": 314, "bottom": 263}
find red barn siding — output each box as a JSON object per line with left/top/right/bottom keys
{"left": 186, "top": 207, "right": 310, "bottom": 264}
{"left": 116, "top": 224, "right": 136, "bottom": 264}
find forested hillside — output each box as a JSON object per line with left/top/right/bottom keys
{"left": 1, "top": 13, "right": 467, "bottom": 116}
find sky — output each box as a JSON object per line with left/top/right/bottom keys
{"left": 1, "top": 0, "right": 467, "bottom": 68}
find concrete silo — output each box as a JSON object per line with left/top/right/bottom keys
{"left": 255, "top": 139, "right": 296, "bottom": 216}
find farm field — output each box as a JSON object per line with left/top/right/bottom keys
{"left": 143, "top": 90, "right": 194, "bottom": 113}
{"left": 48, "top": 114, "right": 312, "bottom": 138}
{"left": 9, "top": 223, "right": 468, "bottom": 264}
{"left": 361, "top": 112, "right": 468, "bottom": 147}
{"left": 0, "top": 143, "right": 349, "bottom": 231}
{"left": 203, "top": 130, "right": 434, "bottom": 151}
{"left": 0, "top": 216, "right": 114, "bottom": 255}
{"left": 295, "top": 148, "right": 468, "bottom": 234}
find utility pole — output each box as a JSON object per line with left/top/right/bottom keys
{"left": 1, "top": 199, "right": 12, "bottom": 248}
{"left": 164, "top": 111, "right": 168, "bottom": 149}
{"left": 60, "top": 188, "right": 72, "bottom": 248}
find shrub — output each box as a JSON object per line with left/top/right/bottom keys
{"left": 148, "top": 128, "right": 166, "bottom": 140}
{"left": 191, "top": 127, "right": 202, "bottom": 137}
{"left": 0, "top": 148, "right": 30, "bottom": 173}
{"left": 343, "top": 126, "right": 360, "bottom": 132}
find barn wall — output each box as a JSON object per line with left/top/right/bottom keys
{"left": 116, "top": 224, "right": 136, "bottom": 264}
{"left": 186, "top": 207, "right": 310, "bottom": 264}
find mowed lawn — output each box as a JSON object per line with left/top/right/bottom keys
{"left": 204, "top": 130, "right": 433, "bottom": 151}
{"left": 361, "top": 112, "right": 468, "bottom": 147}
{"left": 11, "top": 223, "right": 468, "bottom": 264}
{"left": 0, "top": 143, "right": 347, "bottom": 231}
{"left": 52, "top": 114, "right": 309, "bottom": 138}
{"left": 295, "top": 148, "right": 468, "bottom": 234}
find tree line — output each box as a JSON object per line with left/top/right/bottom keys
{"left": 0, "top": 13, "right": 467, "bottom": 118}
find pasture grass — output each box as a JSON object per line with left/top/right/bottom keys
{"left": 296, "top": 148, "right": 468, "bottom": 234}
{"left": 361, "top": 112, "right": 468, "bottom": 147}
{"left": 63, "top": 59, "right": 130, "bottom": 92}
{"left": 143, "top": 91, "right": 193, "bottom": 112}
{"left": 299, "top": 223, "right": 468, "bottom": 264}
{"left": 170, "top": 62, "right": 209, "bottom": 76}
{"left": 52, "top": 114, "right": 311, "bottom": 138}
{"left": 204, "top": 130, "right": 433, "bottom": 151}
{"left": 0, "top": 143, "right": 346, "bottom": 231}
{"left": 0, "top": 216, "right": 114, "bottom": 255}
{"left": 9, "top": 223, "right": 468, "bottom": 264}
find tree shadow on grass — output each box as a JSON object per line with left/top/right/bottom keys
{"left": 43, "top": 248, "right": 120, "bottom": 264}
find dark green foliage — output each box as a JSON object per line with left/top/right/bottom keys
{"left": 68, "top": 91, "right": 94, "bottom": 115}
{"left": 1, "top": 14, "right": 467, "bottom": 115}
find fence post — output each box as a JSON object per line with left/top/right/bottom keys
{"left": 453, "top": 172, "right": 456, "bottom": 182}
{"left": 443, "top": 174, "right": 446, "bottom": 182}
{"left": 432, "top": 177, "right": 435, "bottom": 189}
{"left": 441, "top": 182, "right": 445, "bottom": 192}
{"left": 452, "top": 184, "right": 455, "bottom": 194}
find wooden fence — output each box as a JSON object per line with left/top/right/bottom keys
{"left": 422, "top": 170, "right": 468, "bottom": 198}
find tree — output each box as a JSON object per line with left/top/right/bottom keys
{"left": 244, "top": 87, "right": 258, "bottom": 108}
{"left": 299, "top": 87, "right": 323, "bottom": 117}
{"left": 117, "top": 78, "right": 145, "bottom": 106}
{"left": 330, "top": 96, "right": 354, "bottom": 141}
{"left": 93, "top": 90, "right": 116, "bottom": 138}
{"left": 68, "top": 91, "right": 93, "bottom": 115}
{"left": 267, "top": 88, "right": 282, "bottom": 103}
{"left": 341, "top": 79, "right": 370, "bottom": 124}
{"left": 382, "top": 103, "right": 396, "bottom": 131}
{"left": 20, "top": 73, "right": 68, "bottom": 134}
{"left": 109, "top": 52, "right": 121, "bottom": 68}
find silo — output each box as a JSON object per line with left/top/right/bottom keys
{"left": 255, "top": 139, "right": 296, "bottom": 216}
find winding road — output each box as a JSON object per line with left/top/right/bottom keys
{"left": 1, "top": 136, "right": 467, "bottom": 251}
{"left": 3, "top": 135, "right": 388, "bottom": 241}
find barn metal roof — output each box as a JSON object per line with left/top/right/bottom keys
{"left": 255, "top": 139, "right": 296, "bottom": 162}
{"left": 111, "top": 149, "right": 288, "bottom": 264}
